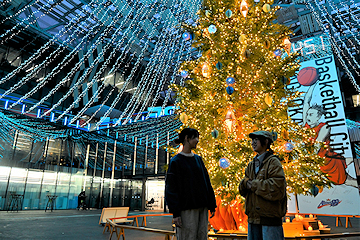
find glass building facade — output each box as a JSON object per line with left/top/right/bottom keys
{"left": 0, "top": 130, "right": 168, "bottom": 211}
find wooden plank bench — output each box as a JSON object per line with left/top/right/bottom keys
{"left": 99, "top": 207, "right": 134, "bottom": 234}
{"left": 106, "top": 219, "right": 175, "bottom": 240}
{"left": 105, "top": 216, "right": 360, "bottom": 240}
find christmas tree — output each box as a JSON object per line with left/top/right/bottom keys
{"left": 172, "top": 0, "right": 332, "bottom": 205}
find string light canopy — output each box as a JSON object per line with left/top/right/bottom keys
{"left": 0, "top": 0, "right": 202, "bottom": 133}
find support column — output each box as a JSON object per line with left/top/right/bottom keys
{"left": 82, "top": 143, "right": 90, "bottom": 191}
{"left": 110, "top": 140, "right": 117, "bottom": 207}
{"left": 133, "top": 137, "right": 137, "bottom": 176}
{"left": 99, "top": 142, "right": 108, "bottom": 208}
{"left": 167, "top": 132, "right": 170, "bottom": 165}
{"left": 89, "top": 143, "right": 98, "bottom": 208}
{"left": 155, "top": 134, "right": 159, "bottom": 175}
{"left": 144, "top": 135, "right": 148, "bottom": 174}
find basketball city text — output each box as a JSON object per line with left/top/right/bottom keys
{"left": 287, "top": 55, "right": 351, "bottom": 158}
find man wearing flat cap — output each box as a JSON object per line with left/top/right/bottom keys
{"left": 239, "top": 130, "right": 287, "bottom": 240}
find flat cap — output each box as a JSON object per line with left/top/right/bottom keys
{"left": 249, "top": 130, "right": 276, "bottom": 141}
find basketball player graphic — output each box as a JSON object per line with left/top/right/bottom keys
{"left": 300, "top": 67, "right": 358, "bottom": 188}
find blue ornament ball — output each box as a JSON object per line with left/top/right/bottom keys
{"left": 284, "top": 142, "right": 294, "bottom": 152}
{"left": 211, "top": 129, "right": 219, "bottom": 138}
{"left": 182, "top": 32, "right": 191, "bottom": 41}
{"left": 310, "top": 184, "right": 319, "bottom": 197}
{"left": 226, "top": 86, "right": 234, "bottom": 95}
{"left": 180, "top": 70, "right": 189, "bottom": 78}
{"left": 216, "top": 62, "right": 223, "bottom": 70}
{"left": 225, "top": 9, "right": 233, "bottom": 18}
{"left": 274, "top": 49, "right": 282, "bottom": 57}
{"left": 208, "top": 25, "right": 217, "bottom": 34}
{"left": 226, "top": 77, "right": 236, "bottom": 86}
{"left": 219, "top": 157, "right": 230, "bottom": 169}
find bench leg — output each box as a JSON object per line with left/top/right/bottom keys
{"left": 165, "top": 234, "right": 171, "bottom": 240}
{"left": 103, "top": 222, "right": 110, "bottom": 233}
{"left": 141, "top": 216, "right": 146, "bottom": 227}
{"left": 117, "top": 228, "right": 125, "bottom": 240}
{"left": 346, "top": 217, "right": 353, "bottom": 228}
{"left": 336, "top": 217, "right": 343, "bottom": 227}
{"left": 109, "top": 225, "right": 117, "bottom": 240}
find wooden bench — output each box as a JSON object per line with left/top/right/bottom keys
{"left": 106, "top": 219, "right": 175, "bottom": 240}
{"left": 105, "top": 216, "right": 360, "bottom": 240}
{"left": 99, "top": 207, "right": 134, "bottom": 233}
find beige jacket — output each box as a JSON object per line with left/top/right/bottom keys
{"left": 239, "top": 152, "right": 287, "bottom": 226}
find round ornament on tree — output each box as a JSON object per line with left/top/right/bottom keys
{"left": 208, "top": 25, "right": 217, "bottom": 34}
{"left": 211, "top": 129, "right": 219, "bottom": 138}
{"left": 263, "top": 4, "right": 271, "bottom": 12}
{"left": 284, "top": 142, "right": 294, "bottom": 152}
{"left": 179, "top": 112, "right": 188, "bottom": 123}
{"left": 219, "top": 157, "right": 230, "bottom": 169}
{"left": 310, "top": 184, "right": 319, "bottom": 197}
{"left": 226, "top": 86, "right": 234, "bottom": 95}
{"left": 226, "top": 77, "right": 236, "bottom": 86}
{"left": 216, "top": 62, "right": 223, "bottom": 70}
{"left": 271, "top": 131, "right": 278, "bottom": 141}
{"left": 297, "top": 67, "right": 319, "bottom": 86}
{"left": 244, "top": 49, "right": 251, "bottom": 59}
{"left": 182, "top": 32, "right": 192, "bottom": 41}
{"left": 225, "top": 9, "right": 233, "bottom": 18}
{"left": 180, "top": 70, "right": 189, "bottom": 78}
{"left": 273, "top": 49, "right": 282, "bottom": 57}
{"left": 280, "top": 76, "right": 289, "bottom": 85}
{"left": 264, "top": 93, "right": 272, "bottom": 107}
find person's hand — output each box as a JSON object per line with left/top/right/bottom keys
{"left": 210, "top": 211, "right": 215, "bottom": 218}
{"left": 173, "top": 217, "right": 182, "bottom": 228}
{"left": 246, "top": 180, "right": 252, "bottom": 189}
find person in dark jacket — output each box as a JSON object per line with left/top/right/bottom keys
{"left": 165, "top": 128, "right": 217, "bottom": 240}
{"left": 239, "top": 131, "right": 287, "bottom": 240}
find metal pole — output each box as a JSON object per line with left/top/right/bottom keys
{"left": 54, "top": 140, "right": 64, "bottom": 194}
{"left": 89, "top": 142, "right": 98, "bottom": 208}
{"left": 109, "top": 140, "right": 117, "bottom": 207}
{"left": 155, "top": 134, "right": 159, "bottom": 175}
{"left": 144, "top": 135, "right": 148, "bottom": 175}
{"left": 82, "top": 144, "right": 90, "bottom": 191}
{"left": 133, "top": 137, "right": 137, "bottom": 176}
{"left": 99, "top": 142, "right": 108, "bottom": 208}
{"left": 167, "top": 132, "right": 169, "bottom": 165}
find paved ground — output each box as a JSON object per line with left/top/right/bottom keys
{"left": 0, "top": 209, "right": 358, "bottom": 239}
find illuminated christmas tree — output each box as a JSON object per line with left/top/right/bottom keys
{"left": 172, "top": 0, "right": 332, "bottom": 206}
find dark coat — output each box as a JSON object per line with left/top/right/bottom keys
{"left": 165, "top": 153, "right": 217, "bottom": 217}
{"left": 239, "top": 152, "right": 287, "bottom": 226}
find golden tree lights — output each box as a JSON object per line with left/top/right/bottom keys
{"left": 170, "top": 0, "right": 332, "bottom": 205}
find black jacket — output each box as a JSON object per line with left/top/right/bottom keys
{"left": 165, "top": 153, "right": 217, "bottom": 217}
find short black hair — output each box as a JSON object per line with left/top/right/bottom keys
{"left": 174, "top": 128, "right": 199, "bottom": 144}
{"left": 251, "top": 135, "right": 273, "bottom": 149}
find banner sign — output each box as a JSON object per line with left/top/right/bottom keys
{"left": 287, "top": 35, "right": 360, "bottom": 215}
